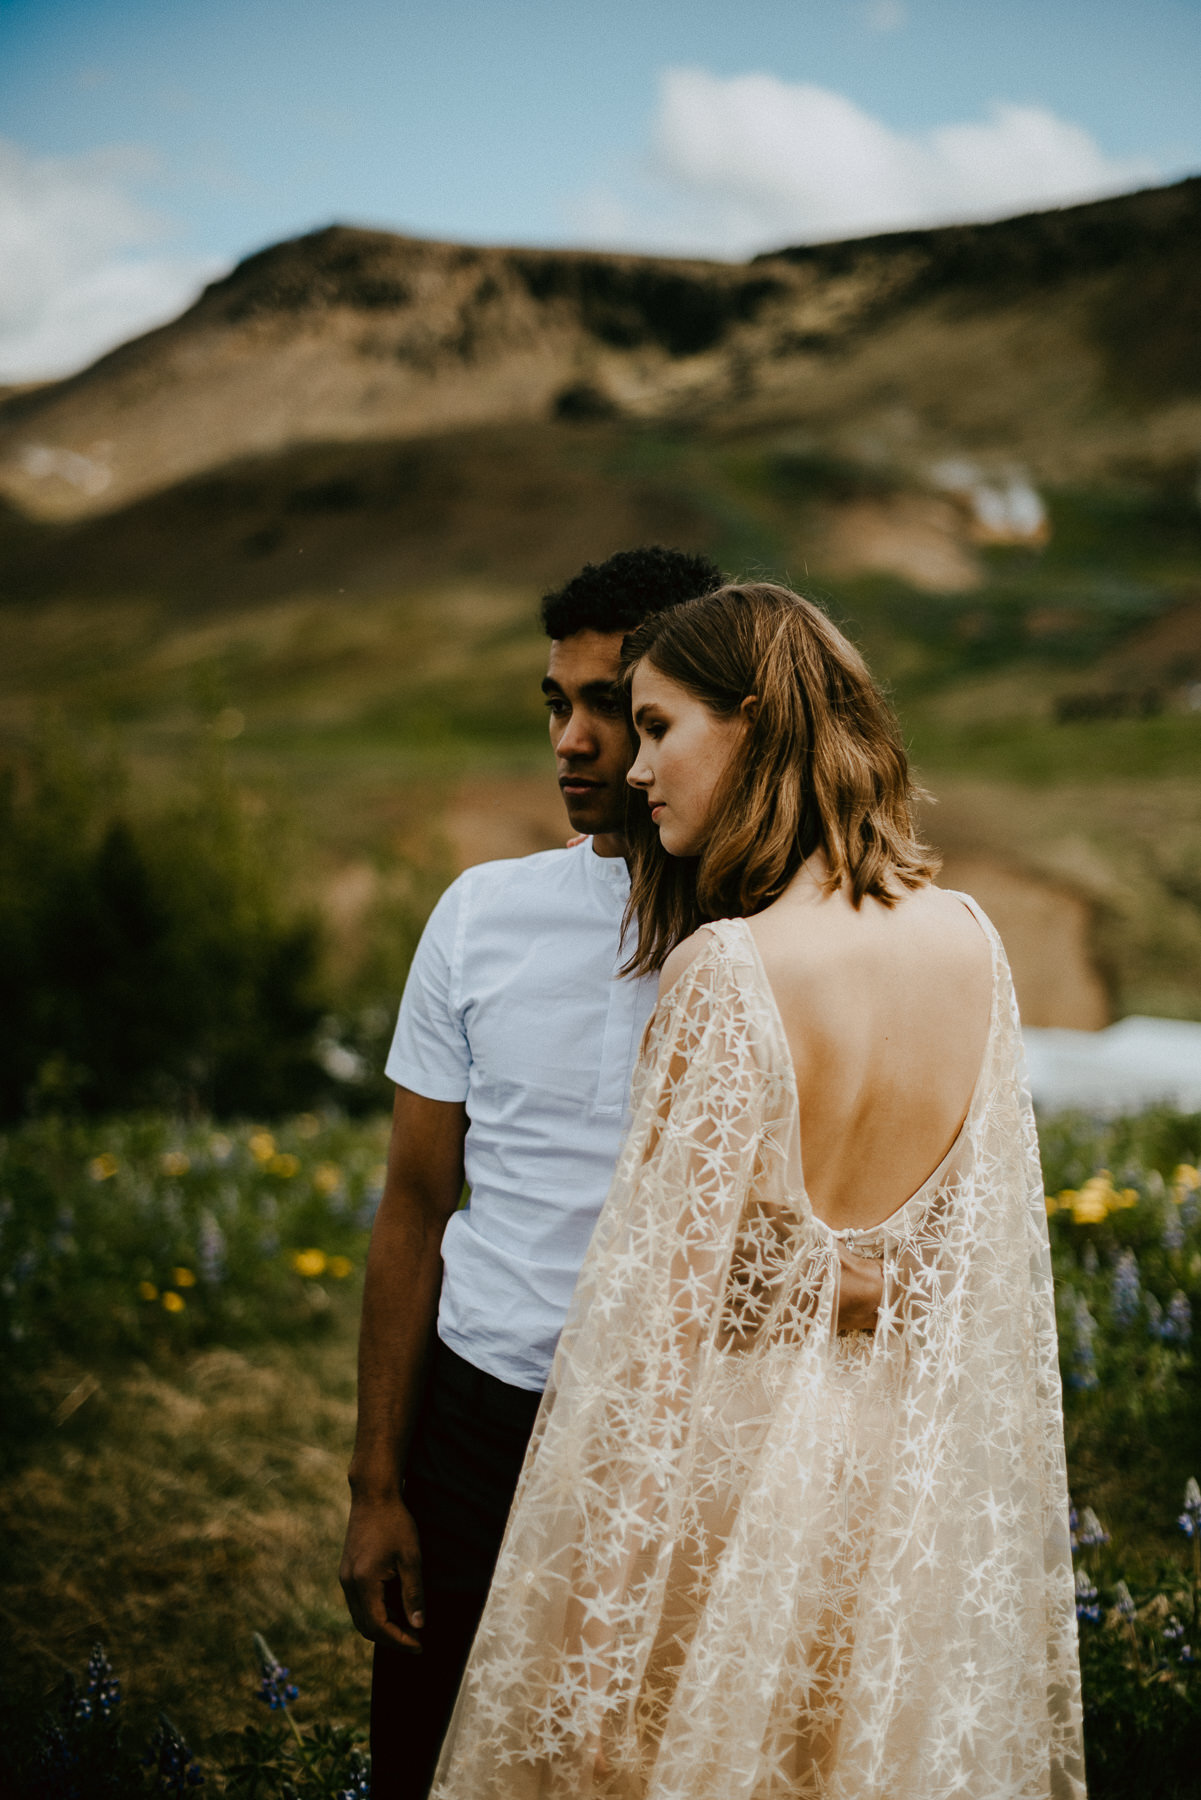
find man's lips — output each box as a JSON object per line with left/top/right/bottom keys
{"left": 559, "top": 776, "right": 604, "bottom": 793}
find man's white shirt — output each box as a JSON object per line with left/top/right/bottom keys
{"left": 386, "top": 841, "right": 658, "bottom": 1391}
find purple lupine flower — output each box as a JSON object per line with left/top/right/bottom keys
{"left": 1114, "top": 1579, "right": 1137, "bottom": 1623}
{"left": 1163, "top": 1291, "right": 1192, "bottom": 1345}
{"left": 337, "top": 1749, "right": 372, "bottom": 1798}
{"left": 253, "top": 1632, "right": 299, "bottom": 1711}
{"left": 1163, "top": 1211, "right": 1185, "bottom": 1252}
{"left": 144, "top": 1713, "right": 204, "bottom": 1792}
{"left": 1073, "top": 1506, "right": 1109, "bottom": 1550}
{"left": 1146, "top": 1294, "right": 1164, "bottom": 1340}
{"left": 32, "top": 1722, "right": 75, "bottom": 1786}
{"left": 85, "top": 1644, "right": 121, "bottom": 1718}
{"left": 1179, "top": 1477, "right": 1201, "bottom": 1539}
{"left": 1074, "top": 1568, "right": 1101, "bottom": 1624}
{"left": 1070, "top": 1297, "right": 1099, "bottom": 1390}
{"left": 197, "top": 1213, "right": 226, "bottom": 1286}
{"left": 1110, "top": 1251, "right": 1140, "bottom": 1328}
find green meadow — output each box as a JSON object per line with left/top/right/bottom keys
{"left": 0, "top": 1107, "right": 1200, "bottom": 1796}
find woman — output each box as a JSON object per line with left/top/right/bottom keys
{"left": 431, "top": 584, "right": 1085, "bottom": 1799}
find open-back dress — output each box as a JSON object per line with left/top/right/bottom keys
{"left": 430, "top": 901, "right": 1086, "bottom": 1799}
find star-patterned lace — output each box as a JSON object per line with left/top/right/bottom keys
{"left": 431, "top": 902, "right": 1086, "bottom": 1799}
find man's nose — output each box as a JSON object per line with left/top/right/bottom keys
{"left": 557, "top": 712, "right": 598, "bottom": 760}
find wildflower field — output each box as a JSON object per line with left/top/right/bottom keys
{"left": 1, "top": 1106, "right": 1199, "bottom": 1796}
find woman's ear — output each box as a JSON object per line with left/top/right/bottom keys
{"left": 740, "top": 694, "right": 759, "bottom": 730}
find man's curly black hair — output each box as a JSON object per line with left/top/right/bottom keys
{"left": 540, "top": 546, "right": 723, "bottom": 639}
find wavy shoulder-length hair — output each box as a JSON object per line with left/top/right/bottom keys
{"left": 619, "top": 581, "right": 938, "bottom": 976}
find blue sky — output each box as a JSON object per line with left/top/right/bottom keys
{"left": 1, "top": 0, "right": 1199, "bottom": 377}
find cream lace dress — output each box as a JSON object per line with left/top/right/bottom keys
{"left": 431, "top": 901, "right": 1086, "bottom": 1800}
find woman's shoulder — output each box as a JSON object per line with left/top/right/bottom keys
{"left": 657, "top": 925, "right": 721, "bottom": 1003}
{"left": 656, "top": 917, "right": 756, "bottom": 1003}
{"left": 749, "top": 879, "right": 995, "bottom": 988}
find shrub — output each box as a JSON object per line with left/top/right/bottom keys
{"left": 0, "top": 724, "right": 328, "bottom": 1121}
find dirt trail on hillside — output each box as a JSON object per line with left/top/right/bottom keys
{"left": 437, "top": 776, "right": 1109, "bottom": 1030}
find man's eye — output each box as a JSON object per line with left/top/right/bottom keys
{"left": 545, "top": 699, "right": 570, "bottom": 716}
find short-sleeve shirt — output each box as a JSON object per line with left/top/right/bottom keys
{"left": 386, "top": 841, "right": 658, "bottom": 1391}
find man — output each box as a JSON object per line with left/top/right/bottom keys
{"left": 339, "top": 546, "right": 721, "bottom": 1796}
{"left": 339, "top": 546, "right": 882, "bottom": 1799}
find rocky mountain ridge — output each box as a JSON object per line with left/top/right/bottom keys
{"left": 2, "top": 175, "right": 1199, "bottom": 525}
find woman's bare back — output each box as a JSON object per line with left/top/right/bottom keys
{"left": 747, "top": 870, "right": 993, "bottom": 1232}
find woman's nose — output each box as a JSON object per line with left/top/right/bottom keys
{"left": 626, "top": 752, "right": 650, "bottom": 788}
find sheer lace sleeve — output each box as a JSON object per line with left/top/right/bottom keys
{"left": 431, "top": 916, "right": 1084, "bottom": 1800}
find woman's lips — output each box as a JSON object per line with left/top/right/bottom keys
{"left": 650, "top": 802, "right": 664, "bottom": 820}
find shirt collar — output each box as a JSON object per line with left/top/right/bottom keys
{"left": 582, "top": 840, "right": 631, "bottom": 888}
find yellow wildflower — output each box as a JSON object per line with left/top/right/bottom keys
{"left": 89, "top": 1153, "right": 119, "bottom": 1181}
{"left": 1062, "top": 1170, "right": 1131, "bottom": 1224}
{"left": 249, "top": 1131, "right": 276, "bottom": 1163}
{"left": 296, "top": 1113, "right": 320, "bottom": 1139}
{"left": 291, "top": 1248, "right": 328, "bottom": 1278}
{"left": 173, "top": 1267, "right": 197, "bottom": 1288}
{"left": 162, "top": 1291, "right": 186, "bottom": 1313}
{"left": 138, "top": 1281, "right": 158, "bottom": 1301}
{"left": 1170, "top": 1164, "right": 1199, "bottom": 1205}
{"left": 313, "top": 1163, "right": 342, "bottom": 1195}
{"left": 161, "top": 1150, "right": 191, "bottom": 1177}
{"left": 1045, "top": 1195, "right": 1059, "bottom": 1215}
{"left": 327, "top": 1255, "right": 353, "bottom": 1279}
{"left": 269, "top": 1152, "right": 301, "bottom": 1178}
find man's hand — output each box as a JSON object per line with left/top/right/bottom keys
{"left": 341, "top": 1089, "right": 467, "bottom": 1653}
{"left": 835, "top": 1247, "right": 884, "bottom": 1333}
{"left": 340, "top": 1493, "right": 427, "bottom": 1653}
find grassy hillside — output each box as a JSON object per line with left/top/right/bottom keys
{"left": 2, "top": 417, "right": 1199, "bottom": 1024}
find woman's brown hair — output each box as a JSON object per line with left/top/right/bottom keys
{"left": 620, "top": 581, "right": 938, "bottom": 976}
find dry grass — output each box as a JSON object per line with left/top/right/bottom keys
{"left": 0, "top": 1296, "right": 371, "bottom": 1761}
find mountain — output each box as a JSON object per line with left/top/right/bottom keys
{"left": 1, "top": 176, "right": 1199, "bottom": 529}
{"left": 2, "top": 181, "right": 1200, "bottom": 1032}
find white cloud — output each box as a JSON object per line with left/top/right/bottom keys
{"left": 0, "top": 138, "right": 225, "bottom": 382}
{"left": 569, "top": 68, "right": 1157, "bottom": 258}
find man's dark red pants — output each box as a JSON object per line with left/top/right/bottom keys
{"left": 370, "top": 1339, "right": 542, "bottom": 1800}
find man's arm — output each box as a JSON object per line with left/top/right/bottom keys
{"left": 339, "top": 1085, "right": 468, "bottom": 1652}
